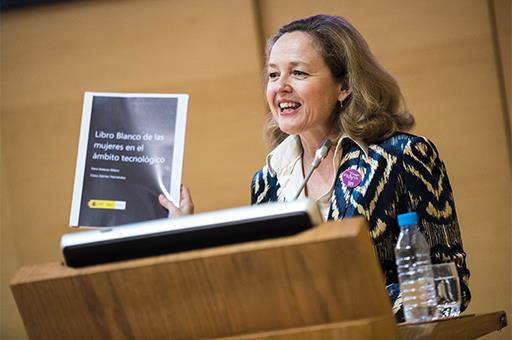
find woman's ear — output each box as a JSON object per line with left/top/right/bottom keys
{"left": 338, "top": 87, "right": 351, "bottom": 102}
{"left": 338, "top": 78, "right": 351, "bottom": 102}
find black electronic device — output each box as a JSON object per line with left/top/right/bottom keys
{"left": 61, "top": 199, "right": 323, "bottom": 267}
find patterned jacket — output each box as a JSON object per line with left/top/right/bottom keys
{"left": 251, "top": 132, "right": 471, "bottom": 318}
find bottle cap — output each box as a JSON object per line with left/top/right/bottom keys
{"left": 397, "top": 212, "right": 418, "bottom": 227}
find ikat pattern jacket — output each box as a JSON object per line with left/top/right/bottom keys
{"left": 251, "top": 132, "right": 471, "bottom": 319}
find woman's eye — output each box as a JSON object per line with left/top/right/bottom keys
{"left": 268, "top": 72, "right": 279, "bottom": 80}
{"left": 292, "top": 70, "right": 308, "bottom": 77}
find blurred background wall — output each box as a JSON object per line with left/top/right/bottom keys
{"left": 1, "top": 0, "right": 510, "bottom": 338}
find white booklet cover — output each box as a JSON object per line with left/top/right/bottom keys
{"left": 69, "top": 92, "right": 188, "bottom": 227}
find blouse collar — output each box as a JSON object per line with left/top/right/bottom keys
{"left": 266, "top": 134, "right": 368, "bottom": 177}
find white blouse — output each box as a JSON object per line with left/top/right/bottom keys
{"left": 265, "top": 134, "right": 368, "bottom": 220}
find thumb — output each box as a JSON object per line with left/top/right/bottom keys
{"left": 158, "top": 194, "right": 181, "bottom": 216}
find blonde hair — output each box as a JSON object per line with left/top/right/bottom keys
{"left": 264, "top": 15, "right": 414, "bottom": 148}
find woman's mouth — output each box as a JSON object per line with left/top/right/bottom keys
{"left": 278, "top": 101, "right": 302, "bottom": 115}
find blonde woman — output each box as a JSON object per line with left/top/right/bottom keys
{"left": 161, "top": 15, "right": 471, "bottom": 320}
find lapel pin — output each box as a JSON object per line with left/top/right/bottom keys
{"left": 341, "top": 168, "right": 362, "bottom": 188}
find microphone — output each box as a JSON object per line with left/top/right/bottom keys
{"left": 293, "top": 139, "right": 333, "bottom": 200}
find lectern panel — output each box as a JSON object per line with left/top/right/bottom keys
{"left": 12, "top": 217, "right": 398, "bottom": 339}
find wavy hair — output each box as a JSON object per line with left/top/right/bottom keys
{"left": 264, "top": 15, "right": 414, "bottom": 148}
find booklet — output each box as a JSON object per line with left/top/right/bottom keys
{"left": 69, "top": 92, "right": 188, "bottom": 227}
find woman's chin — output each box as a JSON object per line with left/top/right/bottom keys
{"left": 278, "top": 124, "right": 302, "bottom": 136}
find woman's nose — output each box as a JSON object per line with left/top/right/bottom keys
{"left": 277, "top": 76, "right": 292, "bottom": 93}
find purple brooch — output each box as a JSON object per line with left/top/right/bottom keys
{"left": 341, "top": 168, "right": 362, "bottom": 188}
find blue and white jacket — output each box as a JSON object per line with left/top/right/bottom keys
{"left": 251, "top": 132, "right": 471, "bottom": 320}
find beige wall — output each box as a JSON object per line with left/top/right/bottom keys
{"left": 1, "top": 0, "right": 510, "bottom": 339}
{"left": 495, "top": 0, "right": 511, "bottom": 144}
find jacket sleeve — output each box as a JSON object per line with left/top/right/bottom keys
{"left": 251, "top": 166, "right": 279, "bottom": 205}
{"left": 398, "top": 136, "right": 471, "bottom": 312}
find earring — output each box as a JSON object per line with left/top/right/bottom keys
{"left": 338, "top": 99, "right": 343, "bottom": 108}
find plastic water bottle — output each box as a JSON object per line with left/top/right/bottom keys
{"left": 395, "top": 212, "right": 437, "bottom": 322}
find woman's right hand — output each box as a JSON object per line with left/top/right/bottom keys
{"left": 158, "top": 185, "right": 194, "bottom": 218}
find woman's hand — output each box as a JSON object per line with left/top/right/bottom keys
{"left": 158, "top": 185, "right": 194, "bottom": 217}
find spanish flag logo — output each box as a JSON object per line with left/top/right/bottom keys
{"left": 88, "top": 200, "right": 126, "bottom": 210}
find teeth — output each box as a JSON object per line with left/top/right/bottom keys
{"left": 279, "top": 102, "right": 300, "bottom": 109}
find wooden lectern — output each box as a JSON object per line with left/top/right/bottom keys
{"left": 11, "top": 217, "right": 400, "bottom": 339}
{"left": 10, "top": 217, "right": 507, "bottom": 339}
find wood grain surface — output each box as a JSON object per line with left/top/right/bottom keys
{"left": 11, "top": 218, "right": 398, "bottom": 339}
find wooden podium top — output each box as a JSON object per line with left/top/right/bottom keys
{"left": 10, "top": 217, "right": 508, "bottom": 339}
{"left": 398, "top": 311, "right": 508, "bottom": 340}
{"left": 217, "top": 311, "right": 507, "bottom": 339}
{"left": 11, "top": 218, "right": 400, "bottom": 339}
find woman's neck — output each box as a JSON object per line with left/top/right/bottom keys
{"left": 298, "top": 132, "right": 337, "bottom": 200}
{"left": 299, "top": 132, "right": 335, "bottom": 160}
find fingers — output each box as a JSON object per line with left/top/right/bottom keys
{"left": 158, "top": 185, "right": 194, "bottom": 217}
{"left": 158, "top": 194, "right": 181, "bottom": 216}
{"left": 180, "top": 185, "right": 194, "bottom": 215}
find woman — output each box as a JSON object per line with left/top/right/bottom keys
{"left": 160, "top": 14, "right": 470, "bottom": 320}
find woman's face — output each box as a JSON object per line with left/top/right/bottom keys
{"left": 266, "top": 31, "right": 348, "bottom": 140}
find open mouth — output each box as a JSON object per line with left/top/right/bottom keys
{"left": 279, "top": 101, "right": 302, "bottom": 114}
